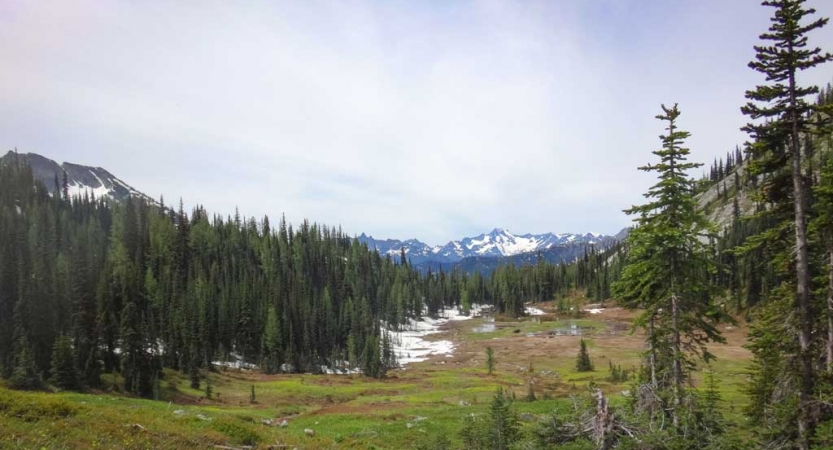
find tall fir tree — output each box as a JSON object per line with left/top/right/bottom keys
{"left": 613, "top": 104, "right": 726, "bottom": 430}
{"left": 741, "top": 1, "right": 832, "bottom": 445}
{"left": 50, "top": 334, "right": 80, "bottom": 391}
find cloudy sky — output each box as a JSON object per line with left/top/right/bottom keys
{"left": 2, "top": 1, "right": 832, "bottom": 245}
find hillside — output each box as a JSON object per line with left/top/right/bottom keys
{"left": 0, "top": 151, "right": 155, "bottom": 204}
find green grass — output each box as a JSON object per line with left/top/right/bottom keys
{"left": 0, "top": 305, "right": 754, "bottom": 449}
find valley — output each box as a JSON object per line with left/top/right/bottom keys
{"left": 0, "top": 294, "right": 752, "bottom": 449}
{"left": 2, "top": 0, "right": 832, "bottom": 447}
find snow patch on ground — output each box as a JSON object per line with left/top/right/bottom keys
{"left": 525, "top": 306, "right": 546, "bottom": 316}
{"left": 321, "top": 363, "right": 362, "bottom": 375}
{"left": 584, "top": 308, "right": 604, "bottom": 315}
{"left": 384, "top": 305, "right": 482, "bottom": 366}
{"left": 212, "top": 352, "right": 259, "bottom": 370}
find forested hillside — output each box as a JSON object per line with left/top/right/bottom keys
{"left": 4, "top": 1, "right": 833, "bottom": 448}
{"left": 0, "top": 154, "right": 616, "bottom": 397}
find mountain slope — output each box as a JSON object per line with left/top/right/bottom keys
{"left": 1, "top": 151, "right": 154, "bottom": 203}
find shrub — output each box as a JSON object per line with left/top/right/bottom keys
{"left": 211, "top": 419, "right": 260, "bottom": 446}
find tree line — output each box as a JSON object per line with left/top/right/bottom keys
{"left": 0, "top": 155, "right": 618, "bottom": 396}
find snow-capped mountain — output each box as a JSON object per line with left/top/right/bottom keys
{"left": 358, "top": 228, "right": 612, "bottom": 265}
{"left": 1, "top": 151, "right": 154, "bottom": 203}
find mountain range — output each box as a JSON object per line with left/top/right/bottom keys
{"left": 2, "top": 150, "right": 623, "bottom": 273}
{"left": 358, "top": 228, "right": 613, "bottom": 264}
{"left": 359, "top": 229, "right": 620, "bottom": 274}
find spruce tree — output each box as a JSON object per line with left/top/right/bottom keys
{"left": 489, "top": 387, "right": 519, "bottom": 450}
{"left": 50, "top": 334, "right": 80, "bottom": 391}
{"left": 9, "top": 336, "right": 43, "bottom": 390}
{"left": 261, "top": 306, "right": 282, "bottom": 375}
{"left": 741, "top": 1, "right": 832, "bottom": 445}
{"left": 525, "top": 381, "right": 536, "bottom": 402}
{"left": 120, "top": 300, "right": 154, "bottom": 397}
{"left": 613, "top": 104, "right": 726, "bottom": 430}
{"left": 486, "top": 346, "right": 495, "bottom": 375}
{"left": 576, "top": 339, "right": 593, "bottom": 372}
{"left": 813, "top": 155, "right": 833, "bottom": 374}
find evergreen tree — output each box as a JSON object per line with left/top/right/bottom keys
{"left": 261, "top": 306, "right": 282, "bottom": 374}
{"left": 120, "top": 300, "right": 154, "bottom": 397}
{"left": 9, "top": 336, "right": 43, "bottom": 390}
{"left": 613, "top": 104, "right": 726, "bottom": 430}
{"left": 813, "top": 156, "right": 833, "bottom": 374}
{"left": 741, "top": 1, "right": 832, "bottom": 445}
{"left": 189, "top": 360, "right": 200, "bottom": 390}
{"left": 50, "top": 334, "right": 80, "bottom": 391}
{"left": 486, "top": 346, "right": 495, "bottom": 375}
{"left": 489, "top": 387, "right": 520, "bottom": 450}
{"left": 525, "top": 381, "right": 536, "bottom": 402}
{"left": 575, "top": 339, "right": 593, "bottom": 372}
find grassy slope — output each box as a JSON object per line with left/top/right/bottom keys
{"left": 0, "top": 296, "right": 752, "bottom": 449}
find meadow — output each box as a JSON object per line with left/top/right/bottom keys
{"left": 0, "top": 296, "right": 751, "bottom": 449}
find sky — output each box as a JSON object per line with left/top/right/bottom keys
{"left": 2, "top": 0, "right": 832, "bottom": 245}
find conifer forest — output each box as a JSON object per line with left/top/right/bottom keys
{"left": 2, "top": 1, "right": 833, "bottom": 449}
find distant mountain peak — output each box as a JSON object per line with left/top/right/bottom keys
{"left": 357, "top": 228, "right": 618, "bottom": 267}
{"left": 1, "top": 151, "right": 154, "bottom": 204}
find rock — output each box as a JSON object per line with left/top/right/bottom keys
{"left": 261, "top": 419, "right": 272, "bottom": 426}
{"left": 173, "top": 409, "right": 186, "bottom": 416}
{"left": 413, "top": 416, "right": 427, "bottom": 423}
{"left": 458, "top": 400, "right": 470, "bottom": 407}
{"left": 519, "top": 413, "right": 535, "bottom": 422}
{"left": 304, "top": 428, "right": 315, "bottom": 437}
{"left": 279, "top": 420, "right": 289, "bottom": 428}
{"left": 124, "top": 423, "right": 146, "bottom": 432}
{"left": 196, "top": 414, "right": 211, "bottom": 421}
{"left": 406, "top": 422, "right": 414, "bottom": 429}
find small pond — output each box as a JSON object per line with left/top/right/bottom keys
{"left": 472, "top": 317, "right": 496, "bottom": 333}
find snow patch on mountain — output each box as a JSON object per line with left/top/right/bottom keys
{"left": 358, "top": 228, "right": 613, "bottom": 265}
{"left": 1, "top": 151, "right": 156, "bottom": 204}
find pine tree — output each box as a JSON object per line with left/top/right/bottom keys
{"left": 489, "top": 387, "right": 519, "bottom": 450}
{"left": 189, "top": 360, "right": 200, "bottom": 390}
{"left": 120, "top": 300, "right": 154, "bottom": 397}
{"left": 741, "top": 2, "right": 832, "bottom": 445}
{"left": 9, "top": 336, "right": 43, "bottom": 390}
{"left": 813, "top": 156, "right": 833, "bottom": 374}
{"left": 50, "top": 334, "right": 80, "bottom": 391}
{"left": 575, "top": 339, "right": 593, "bottom": 372}
{"left": 261, "top": 306, "right": 282, "bottom": 374}
{"left": 525, "top": 381, "right": 536, "bottom": 402}
{"left": 613, "top": 104, "right": 726, "bottom": 430}
{"left": 486, "top": 346, "right": 495, "bottom": 375}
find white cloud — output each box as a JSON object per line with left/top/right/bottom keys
{"left": 1, "top": 0, "right": 832, "bottom": 244}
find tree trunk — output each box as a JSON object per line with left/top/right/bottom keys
{"left": 671, "top": 293, "right": 682, "bottom": 430}
{"left": 789, "top": 50, "right": 815, "bottom": 450}
{"left": 649, "top": 313, "right": 657, "bottom": 387}
{"left": 593, "top": 389, "right": 613, "bottom": 450}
